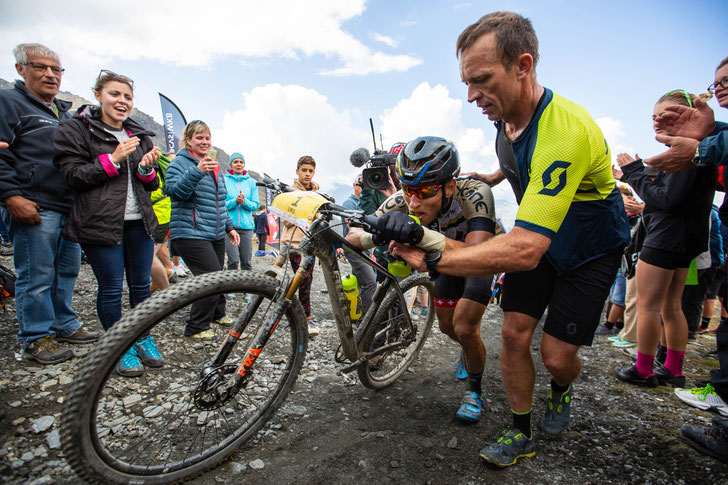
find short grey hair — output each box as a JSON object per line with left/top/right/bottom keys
{"left": 13, "top": 43, "right": 60, "bottom": 65}
{"left": 353, "top": 174, "right": 362, "bottom": 184}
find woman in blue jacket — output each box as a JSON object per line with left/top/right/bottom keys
{"left": 224, "top": 152, "right": 259, "bottom": 270}
{"left": 165, "top": 121, "right": 240, "bottom": 339}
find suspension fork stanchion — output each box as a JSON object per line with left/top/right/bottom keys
{"left": 211, "top": 295, "right": 266, "bottom": 368}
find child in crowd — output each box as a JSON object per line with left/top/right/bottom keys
{"left": 281, "top": 155, "right": 319, "bottom": 336}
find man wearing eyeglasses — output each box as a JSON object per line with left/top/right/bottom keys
{"left": 0, "top": 43, "right": 98, "bottom": 366}
{"left": 383, "top": 12, "right": 630, "bottom": 467}
{"left": 348, "top": 135, "right": 498, "bottom": 426}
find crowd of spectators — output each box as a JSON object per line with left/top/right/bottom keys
{"left": 1, "top": 10, "right": 728, "bottom": 472}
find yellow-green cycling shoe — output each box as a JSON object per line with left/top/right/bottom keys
{"left": 479, "top": 428, "right": 535, "bottom": 467}
{"left": 542, "top": 384, "right": 573, "bottom": 436}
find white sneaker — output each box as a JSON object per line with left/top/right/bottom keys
{"left": 675, "top": 384, "right": 728, "bottom": 416}
{"left": 307, "top": 319, "right": 320, "bottom": 337}
{"left": 173, "top": 264, "right": 188, "bottom": 277}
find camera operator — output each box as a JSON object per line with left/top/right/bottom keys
{"left": 351, "top": 143, "right": 403, "bottom": 280}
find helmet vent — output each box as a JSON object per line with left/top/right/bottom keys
{"left": 414, "top": 140, "right": 427, "bottom": 153}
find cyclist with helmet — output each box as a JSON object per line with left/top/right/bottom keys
{"left": 347, "top": 136, "right": 497, "bottom": 424}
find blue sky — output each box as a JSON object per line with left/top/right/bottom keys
{"left": 2, "top": 0, "right": 726, "bottom": 226}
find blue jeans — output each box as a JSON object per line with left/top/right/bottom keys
{"left": 1, "top": 207, "right": 81, "bottom": 348}
{"left": 609, "top": 271, "right": 627, "bottom": 307}
{"left": 0, "top": 215, "right": 9, "bottom": 242}
{"left": 82, "top": 220, "right": 154, "bottom": 331}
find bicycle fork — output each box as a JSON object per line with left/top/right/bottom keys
{"left": 206, "top": 255, "right": 312, "bottom": 400}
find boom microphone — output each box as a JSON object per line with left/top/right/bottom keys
{"left": 350, "top": 147, "right": 371, "bottom": 167}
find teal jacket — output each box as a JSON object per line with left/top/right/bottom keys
{"left": 224, "top": 170, "right": 259, "bottom": 230}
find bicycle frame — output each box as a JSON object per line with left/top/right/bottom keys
{"left": 204, "top": 209, "right": 416, "bottom": 398}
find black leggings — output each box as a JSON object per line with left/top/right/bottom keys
{"left": 172, "top": 238, "right": 226, "bottom": 335}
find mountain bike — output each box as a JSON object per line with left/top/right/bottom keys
{"left": 61, "top": 175, "right": 435, "bottom": 484}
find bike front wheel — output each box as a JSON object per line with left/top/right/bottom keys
{"left": 61, "top": 270, "right": 307, "bottom": 484}
{"left": 357, "top": 273, "right": 435, "bottom": 390}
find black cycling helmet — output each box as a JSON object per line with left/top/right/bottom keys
{"left": 396, "top": 136, "right": 460, "bottom": 186}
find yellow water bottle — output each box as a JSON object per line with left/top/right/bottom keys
{"left": 342, "top": 274, "right": 362, "bottom": 320}
{"left": 387, "top": 214, "right": 419, "bottom": 277}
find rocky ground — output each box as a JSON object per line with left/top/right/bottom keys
{"left": 1, "top": 250, "right": 727, "bottom": 484}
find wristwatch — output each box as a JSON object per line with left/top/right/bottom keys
{"left": 692, "top": 146, "right": 703, "bottom": 166}
{"left": 424, "top": 249, "right": 442, "bottom": 279}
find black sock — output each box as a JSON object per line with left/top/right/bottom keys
{"left": 468, "top": 371, "right": 483, "bottom": 394}
{"left": 604, "top": 321, "right": 615, "bottom": 329}
{"left": 616, "top": 321, "right": 624, "bottom": 330}
{"left": 550, "top": 378, "right": 570, "bottom": 395}
{"left": 701, "top": 316, "right": 711, "bottom": 329}
{"left": 512, "top": 410, "right": 532, "bottom": 439}
{"left": 655, "top": 344, "right": 667, "bottom": 365}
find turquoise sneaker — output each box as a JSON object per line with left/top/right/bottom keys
{"left": 455, "top": 390, "right": 483, "bottom": 423}
{"left": 607, "top": 335, "right": 623, "bottom": 342}
{"left": 455, "top": 356, "right": 468, "bottom": 380}
{"left": 479, "top": 428, "right": 535, "bottom": 467}
{"left": 611, "top": 337, "right": 636, "bottom": 348}
{"left": 134, "top": 335, "right": 164, "bottom": 368}
{"left": 116, "top": 347, "right": 143, "bottom": 377}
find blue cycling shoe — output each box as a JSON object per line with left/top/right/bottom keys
{"left": 455, "top": 357, "right": 468, "bottom": 380}
{"left": 456, "top": 390, "right": 483, "bottom": 423}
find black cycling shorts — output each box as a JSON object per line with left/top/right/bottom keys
{"left": 154, "top": 222, "right": 170, "bottom": 244}
{"left": 639, "top": 246, "right": 695, "bottom": 270}
{"left": 434, "top": 273, "right": 493, "bottom": 307}
{"left": 500, "top": 250, "right": 622, "bottom": 346}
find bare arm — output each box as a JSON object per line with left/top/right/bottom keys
{"left": 461, "top": 169, "right": 505, "bottom": 187}
{"left": 391, "top": 226, "right": 550, "bottom": 276}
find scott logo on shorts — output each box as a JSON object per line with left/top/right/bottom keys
{"left": 538, "top": 161, "right": 571, "bottom": 196}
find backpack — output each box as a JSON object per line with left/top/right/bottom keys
{"left": 0, "top": 262, "right": 16, "bottom": 308}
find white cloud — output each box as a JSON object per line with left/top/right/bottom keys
{"left": 379, "top": 82, "right": 498, "bottom": 173}
{"left": 596, "top": 116, "right": 635, "bottom": 157}
{"left": 379, "top": 82, "right": 517, "bottom": 226}
{"left": 1, "top": 0, "right": 420, "bottom": 76}
{"left": 372, "top": 33, "right": 398, "bottom": 48}
{"left": 214, "top": 83, "right": 370, "bottom": 190}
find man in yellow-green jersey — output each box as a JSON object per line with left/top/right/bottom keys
{"left": 388, "top": 11, "right": 630, "bottom": 467}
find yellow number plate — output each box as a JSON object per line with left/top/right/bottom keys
{"left": 270, "top": 191, "right": 328, "bottom": 231}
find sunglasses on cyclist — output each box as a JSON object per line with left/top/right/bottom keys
{"left": 402, "top": 184, "right": 442, "bottom": 199}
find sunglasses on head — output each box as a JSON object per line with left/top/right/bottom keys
{"left": 97, "top": 69, "right": 134, "bottom": 87}
{"left": 665, "top": 89, "right": 693, "bottom": 108}
{"left": 402, "top": 184, "right": 442, "bottom": 199}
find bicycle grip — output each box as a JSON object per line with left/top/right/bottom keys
{"left": 363, "top": 214, "right": 380, "bottom": 234}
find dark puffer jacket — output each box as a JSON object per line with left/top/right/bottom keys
{"left": 53, "top": 105, "right": 159, "bottom": 245}
{"left": 0, "top": 81, "right": 74, "bottom": 213}
{"left": 165, "top": 149, "right": 233, "bottom": 241}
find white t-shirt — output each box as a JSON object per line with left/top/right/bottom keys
{"left": 102, "top": 124, "right": 142, "bottom": 221}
